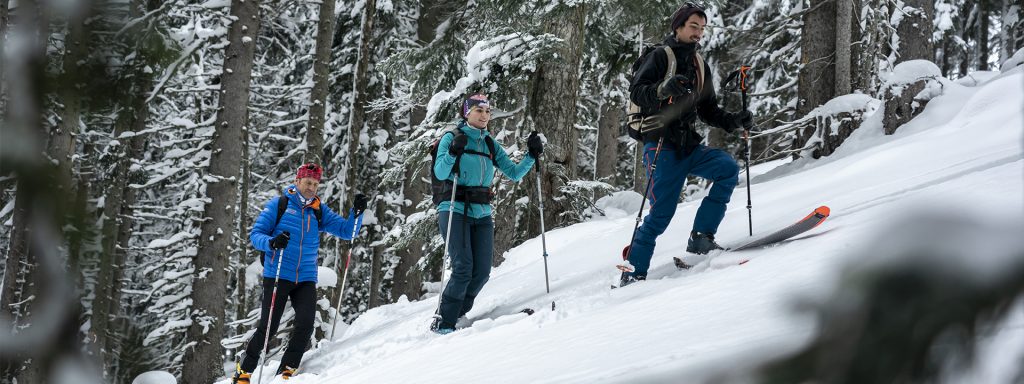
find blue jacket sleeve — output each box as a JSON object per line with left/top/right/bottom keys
{"left": 322, "top": 204, "right": 362, "bottom": 240}
{"left": 494, "top": 142, "right": 535, "bottom": 182}
{"left": 250, "top": 197, "right": 278, "bottom": 253}
{"left": 433, "top": 132, "right": 457, "bottom": 181}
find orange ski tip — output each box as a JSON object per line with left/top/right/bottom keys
{"left": 799, "top": 206, "right": 831, "bottom": 222}
{"left": 815, "top": 206, "right": 830, "bottom": 216}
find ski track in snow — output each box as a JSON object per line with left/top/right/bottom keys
{"left": 221, "top": 71, "right": 1024, "bottom": 384}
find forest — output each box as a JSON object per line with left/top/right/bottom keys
{"left": 0, "top": 0, "right": 1020, "bottom": 382}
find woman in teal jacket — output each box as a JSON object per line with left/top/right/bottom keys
{"left": 431, "top": 93, "right": 544, "bottom": 334}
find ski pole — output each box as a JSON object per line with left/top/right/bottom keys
{"left": 533, "top": 155, "right": 551, "bottom": 295}
{"left": 329, "top": 213, "right": 361, "bottom": 340}
{"left": 624, "top": 136, "right": 665, "bottom": 261}
{"left": 740, "top": 65, "right": 753, "bottom": 236}
{"left": 534, "top": 153, "right": 556, "bottom": 311}
{"left": 433, "top": 161, "right": 460, "bottom": 324}
{"left": 256, "top": 239, "right": 287, "bottom": 384}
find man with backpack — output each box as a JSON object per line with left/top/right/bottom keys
{"left": 430, "top": 93, "right": 544, "bottom": 334}
{"left": 233, "top": 163, "right": 367, "bottom": 382}
{"left": 620, "top": 3, "right": 754, "bottom": 287}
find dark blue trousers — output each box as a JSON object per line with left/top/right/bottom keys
{"left": 627, "top": 143, "right": 739, "bottom": 276}
{"left": 436, "top": 212, "right": 494, "bottom": 328}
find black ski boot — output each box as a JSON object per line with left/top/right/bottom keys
{"left": 430, "top": 316, "right": 455, "bottom": 335}
{"left": 687, "top": 231, "right": 724, "bottom": 254}
{"left": 619, "top": 272, "right": 646, "bottom": 288}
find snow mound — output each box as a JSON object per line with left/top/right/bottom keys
{"left": 132, "top": 371, "right": 176, "bottom": 384}
{"left": 317, "top": 266, "right": 338, "bottom": 288}
{"left": 594, "top": 190, "right": 643, "bottom": 218}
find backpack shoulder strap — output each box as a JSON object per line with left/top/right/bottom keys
{"left": 663, "top": 46, "right": 677, "bottom": 84}
{"left": 274, "top": 195, "right": 289, "bottom": 229}
{"left": 694, "top": 52, "right": 705, "bottom": 95}
{"left": 484, "top": 136, "right": 499, "bottom": 166}
{"left": 312, "top": 204, "right": 323, "bottom": 227}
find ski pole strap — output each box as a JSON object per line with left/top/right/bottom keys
{"left": 739, "top": 65, "right": 751, "bottom": 92}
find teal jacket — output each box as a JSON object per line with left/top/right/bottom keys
{"left": 434, "top": 121, "right": 536, "bottom": 218}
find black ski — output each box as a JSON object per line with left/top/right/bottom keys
{"left": 674, "top": 206, "right": 830, "bottom": 269}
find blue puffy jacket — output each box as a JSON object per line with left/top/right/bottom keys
{"left": 250, "top": 185, "right": 362, "bottom": 283}
{"left": 434, "top": 121, "right": 536, "bottom": 219}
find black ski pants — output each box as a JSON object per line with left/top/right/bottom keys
{"left": 241, "top": 277, "right": 316, "bottom": 373}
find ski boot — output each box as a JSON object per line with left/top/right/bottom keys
{"left": 429, "top": 316, "right": 455, "bottom": 335}
{"left": 231, "top": 365, "right": 251, "bottom": 384}
{"left": 619, "top": 272, "right": 646, "bottom": 288}
{"left": 278, "top": 366, "right": 297, "bottom": 380}
{"left": 687, "top": 231, "right": 724, "bottom": 255}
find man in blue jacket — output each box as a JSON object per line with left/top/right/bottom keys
{"left": 430, "top": 93, "right": 544, "bottom": 334}
{"left": 233, "top": 163, "right": 367, "bottom": 382}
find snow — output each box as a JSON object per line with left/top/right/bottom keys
{"left": 132, "top": 371, "right": 176, "bottom": 384}
{"left": 317, "top": 266, "right": 338, "bottom": 288}
{"left": 218, "top": 70, "right": 1024, "bottom": 383}
{"left": 1000, "top": 48, "right": 1024, "bottom": 72}
{"left": 881, "top": 59, "right": 941, "bottom": 91}
{"left": 146, "top": 232, "right": 196, "bottom": 249}
{"left": 592, "top": 190, "right": 642, "bottom": 219}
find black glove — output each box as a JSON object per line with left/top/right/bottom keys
{"left": 269, "top": 231, "right": 290, "bottom": 250}
{"left": 731, "top": 110, "right": 755, "bottom": 132}
{"left": 353, "top": 193, "right": 369, "bottom": 217}
{"left": 449, "top": 134, "right": 468, "bottom": 156}
{"left": 527, "top": 131, "right": 544, "bottom": 158}
{"left": 659, "top": 74, "right": 695, "bottom": 99}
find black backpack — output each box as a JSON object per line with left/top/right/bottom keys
{"left": 625, "top": 44, "right": 705, "bottom": 141}
{"left": 428, "top": 129, "right": 499, "bottom": 205}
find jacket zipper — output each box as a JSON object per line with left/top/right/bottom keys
{"left": 295, "top": 205, "right": 305, "bottom": 282}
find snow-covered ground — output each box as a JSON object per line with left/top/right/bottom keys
{"left": 213, "top": 68, "right": 1023, "bottom": 384}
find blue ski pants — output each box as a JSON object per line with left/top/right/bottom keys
{"left": 627, "top": 143, "right": 739, "bottom": 276}
{"left": 436, "top": 212, "right": 494, "bottom": 328}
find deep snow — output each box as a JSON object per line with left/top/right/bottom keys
{"left": 212, "top": 68, "right": 1023, "bottom": 384}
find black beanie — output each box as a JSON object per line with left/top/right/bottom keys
{"left": 670, "top": 3, "right": 707, "bottom": 32}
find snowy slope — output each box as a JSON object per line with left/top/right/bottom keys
{"left": 231, "top": 69, "right": 1023, "bottom": 384}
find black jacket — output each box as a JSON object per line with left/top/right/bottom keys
{"left": 629, "top": 35, "right": 739, "bottom": 153}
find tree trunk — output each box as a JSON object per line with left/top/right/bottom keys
{"left": 305, "top": 0, "right": 337, "bottom": 164}
{"left": 345, "top": 0, "right": 375, "bottom": 201}
{"left": 977, "top": 0, "right": 989, "bottom": 71}
{"left": 883, "top": 0, "right": 935, "bottom": 135}
{"left": 527, "top": 4, "right": 585, "bottom": 231}
{"left": 595, "top": 82, "right": 622, "bottom": 184}
{"left": 998, "top": 0, "right": 1018, "bottom": 63}
{"left": 2, "top": 0, "right": 50, "bottom": 381}
{"left": 236, "top": 111, "right": 251, "bottom": 328}
{"left": 834, "top": 0, "right": 853, "bottom": 96}
{"left": 390, "top": 0, "right": 455, "bottom": 303}
{"left": 1, "top": 0, "right": 8, "bottom": 115}
{"left": 367, "top": 202, "right": 384, "bottom": 308}
{"left": 180, "top": 0, "right": 260, "bottom": 381}
{"left": 793, "top": 0, "right": 837, "bottom": 158}
{"left": 391, "top": 0, "right": 453, "bottom": 303}
{"left": 960, "top": 4, "right": 976, "bottom": 77}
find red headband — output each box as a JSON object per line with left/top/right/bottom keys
{"left": 296, "top": 163, "right": 323, "bottom": 181}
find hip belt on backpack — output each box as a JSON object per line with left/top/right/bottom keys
{"left": 448, "top": 186, "right": 492, "bottom": 204}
